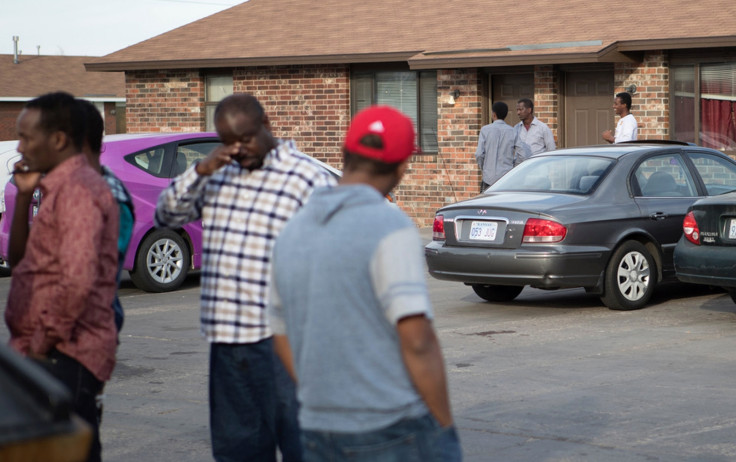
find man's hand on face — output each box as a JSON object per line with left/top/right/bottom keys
{"left": 196, "top": 143, "right": 243, "bottom": 176}
{"left": 12, "top": 159, "right": 42, "bottom": 195}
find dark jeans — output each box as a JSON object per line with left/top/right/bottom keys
{"left": 209, "top": 339, "right": 302, "bottom": 462}
{"left": 33, "top": 349, "right": 103, "bottom": 462}
{"left": 301, "top": 414, "right": 462, "bottom": 462}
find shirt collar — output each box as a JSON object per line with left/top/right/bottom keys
{"left": 234, "top": 139, "right": 284, "bottom": 171}
{"left": 262, "top": 139, "right": 283, "bottom": 168}
{"left": 39, "top": 154, "right": 88, "bottom": 194}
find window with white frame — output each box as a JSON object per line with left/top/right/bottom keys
{"left": 351, "top": 69, "right": 438, "bottom": 153}
{"left": 205, "top": 75, "right": 234, "bottom": 131}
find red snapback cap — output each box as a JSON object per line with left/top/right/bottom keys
{"left": 344, "top": 105, "right": 420, "bottom": 163}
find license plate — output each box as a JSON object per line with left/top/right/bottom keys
{"left": 729, "top": 219, "right": 736, "bottom": 239}
{"left": 469, "top": 221, "right": 498, "bottom": 241}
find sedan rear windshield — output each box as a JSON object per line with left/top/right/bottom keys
{"left": 489, "top": 155, "right": 614, "bottom": 194}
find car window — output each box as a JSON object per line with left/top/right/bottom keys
{"left": 129, "top": 147, "right": 169, "bottom": 177}
{"left": 173, "top": 141, "right": 221, "bottom": 177}
{"left": 633, "top": 154, "right": 697, "bottom": 197}
{"left": 490, "top": 155, "right": 613, "bottom": 194}
{"left": 686, "top": 152, "right": 736, "bottom": 195}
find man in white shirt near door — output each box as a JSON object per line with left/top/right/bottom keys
{"left": 602, "top": 92, "right": 638, "bottom": 143}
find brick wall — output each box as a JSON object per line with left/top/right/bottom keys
{"left": 126, "top": 70, "right": 205, "bottom": 133}
{"left": 122, "top": 65, "right": 486, "bottom": 227}
{"left": 120, "top": 59, "right": 673, "bottom": 227}
{"left": 398, "top": 68, "right": 483, "bottom": 226}
{"left": 615, "top": 51, "right": 670, "bottom": 139}
{"left": 234, "top": 65, "right": 350, "bottom": 168}
{"left": 0, "top": 102, "right": 23, "bottom": 141}
{"left": 103, "top": 102, "right": 117, "bottom": 135}
{"left": 533, "top": 65, "right": 560, "bottom": 144}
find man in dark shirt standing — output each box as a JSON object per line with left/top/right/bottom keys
{"left": 5, "top": 92, "right": 119, "bottom": 462}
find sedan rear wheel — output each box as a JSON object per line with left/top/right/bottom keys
{"left": 601, "top": 241, "right": 655, "bottom": 311}
{"left": 471, "top": 284, "right": 523, "bottom": 303}
{"left": 130, "top": 229, "right": 190, "bottom": 293}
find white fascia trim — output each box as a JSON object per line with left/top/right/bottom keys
{"left": 79, "top": 97, "right": 126, "bottom": 103}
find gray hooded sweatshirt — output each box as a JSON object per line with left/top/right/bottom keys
{"left": 269, "top": 184, "right": 432, "bottom": 432}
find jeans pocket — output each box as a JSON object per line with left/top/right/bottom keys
{"left": 341, "top": 433, "right": 421, "bottom": 462}
{"left": 430, "top": 424, "right": 462, "bottom": 462}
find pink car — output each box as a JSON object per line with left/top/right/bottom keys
{"left": 0, "top": 133, "right": 342, "bottom": 292}
{"left": 0, "top": 133, "right": 219, "bottom": 292}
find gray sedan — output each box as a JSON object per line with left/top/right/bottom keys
{"left": 425, "top": 142, "right": 736, "bottom": 310}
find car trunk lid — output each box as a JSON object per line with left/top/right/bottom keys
{"left": 437, "top": 192, "right": 588, "bottom": 249}
{"left": 691, "top": 193, "right": 736, "bottom": 246}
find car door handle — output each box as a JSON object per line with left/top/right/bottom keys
{"left": 649, "top": 212, "right": 668, "bottom": 220}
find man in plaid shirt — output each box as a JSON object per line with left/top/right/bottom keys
{"left": 155, "top": 94, "right": 335, "bottom": 461}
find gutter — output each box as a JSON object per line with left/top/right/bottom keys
{"left": 84, "top": 51, "right": 420, "bottom": 72}
{"left": 0, "top": 97, "right": 125, "bottom": 103}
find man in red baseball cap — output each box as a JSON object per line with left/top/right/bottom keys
{"left": 269, "top": 105, "right": 462, "bottom": 461}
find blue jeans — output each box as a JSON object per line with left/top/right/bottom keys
{"left": 301, "top": 414, "right": 462, "bottom": 462}
{"left": 209, "top": 339, "right": 302, "bottom": 462}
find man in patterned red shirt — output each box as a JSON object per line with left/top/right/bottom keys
{"left": 5, "top": 92, "right": 119, "bottom": 462}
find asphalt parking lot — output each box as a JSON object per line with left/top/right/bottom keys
{"left": 1, "top": 229, "right": 736, "bottom": 461}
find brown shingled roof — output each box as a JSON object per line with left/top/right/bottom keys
{"left": 1, "top": 55, "right": 125, "bottom": 99}
{"left": 86, "top": 0, "right": 736, "bottom": 72}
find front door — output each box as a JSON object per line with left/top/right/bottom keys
{"left": 564, "top": 71, "right": 614, "bottom": 148}
{"left": 491, "top": 73, "right": 534, "bottom": 126}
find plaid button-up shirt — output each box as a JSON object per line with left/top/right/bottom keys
{"left": 155, "top": 140, "right": 336, "bottom": 343}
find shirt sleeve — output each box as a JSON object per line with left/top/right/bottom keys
{"left": 513, "top": 124, "right": 531, "bottom": 164}
{"left": 544, "top": 126, "right": 557, "bottom": 152}
{"left": 475, "top": 128, "right": 486, "bottom": 168}
{"left": 370, "top": 226, "right": 433, "bottom": 325}
{"left": 155, "top": 163, "right": 208, "bottom": 228}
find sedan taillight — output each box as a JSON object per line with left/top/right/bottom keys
{"left": 682, "top": 211, "right": 700, "bottom": 245}
{"left": 433, "top": 215, "right": 445, "bottom": 240}
{"left": 522, "top": 218, "right": 567, "bottom": 243}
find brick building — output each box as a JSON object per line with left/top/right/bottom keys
{"left": 0, "top": 52, "right": 125, "bottom": 141}
{"left": 87, "top": 0, "right": 736, "bottom": 226}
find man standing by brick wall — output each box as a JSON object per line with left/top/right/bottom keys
{"left": 602, "top": 92, "right": 638, "bottom": 143}
{"left": 155, "top": 94, "right": 335, "bottom": 461}
{"left": 475, "top": 101, "right": 515, "bottom": 190}
{"left": 514, "top": 98, "right": 556, "bottom": 162}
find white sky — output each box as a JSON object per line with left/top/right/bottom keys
{"left": 1, "top": 0, "right": 245, "bottom": 57}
